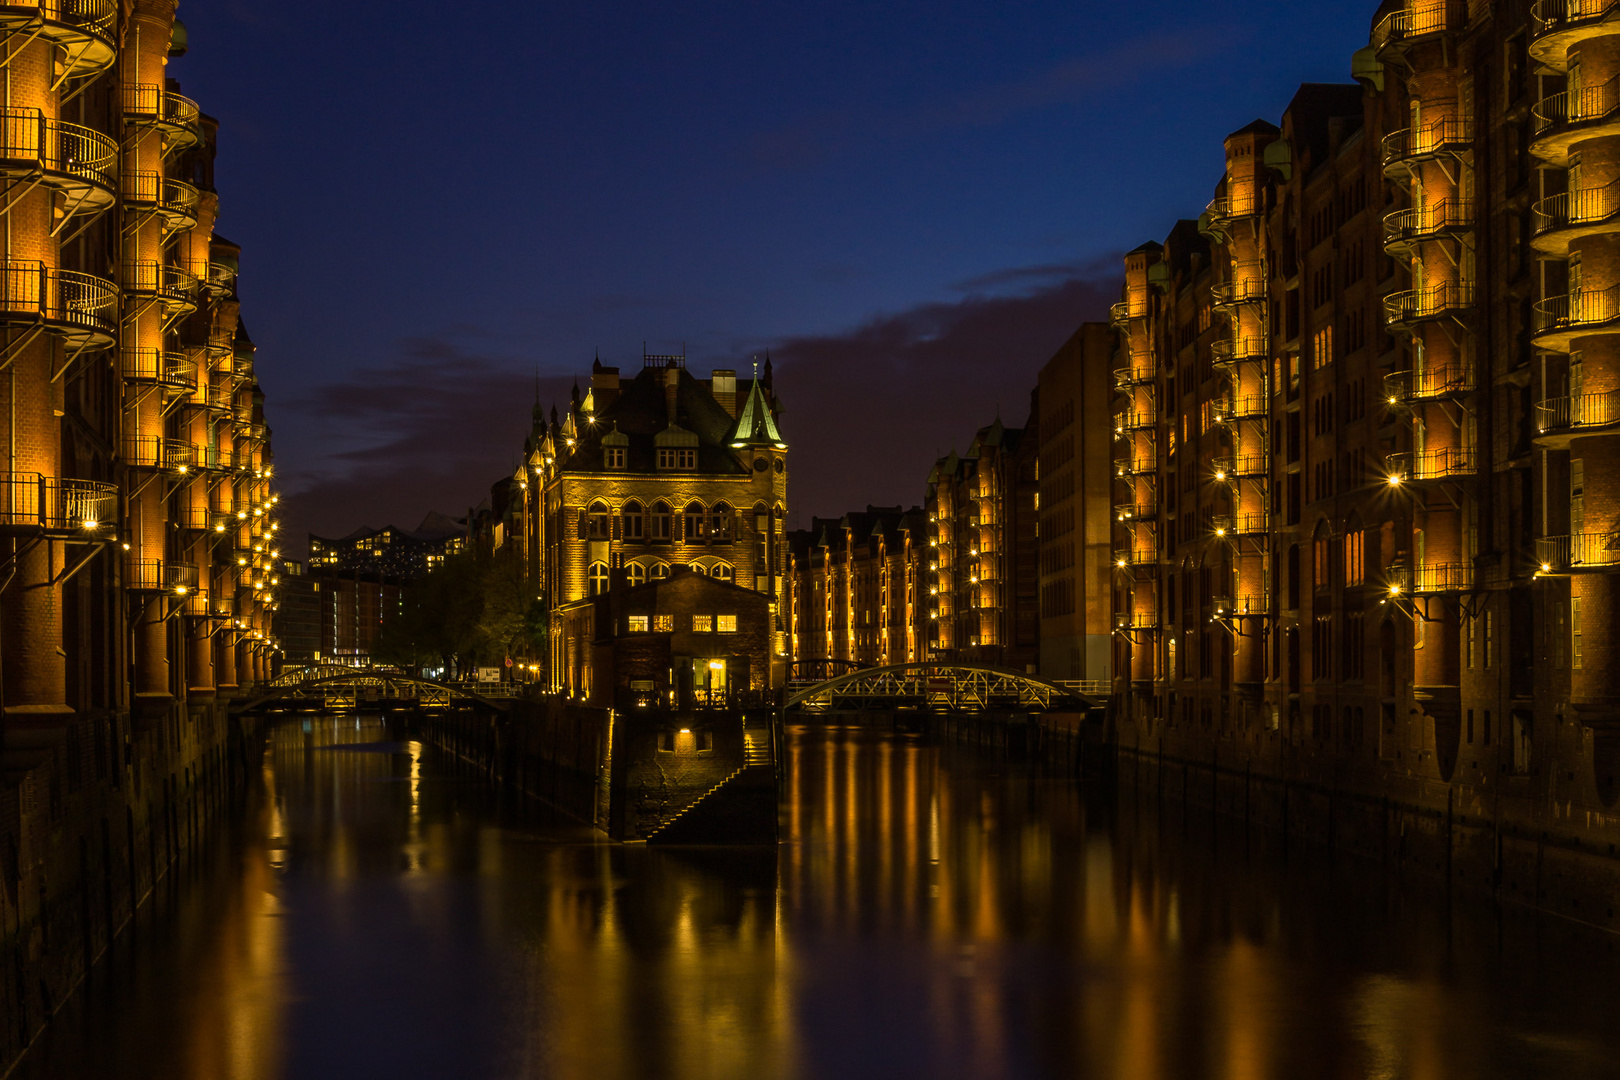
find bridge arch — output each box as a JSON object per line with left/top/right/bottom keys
{"left": 785, "top": 663, "right": 1099, "bottom": 713}
{"left": 236, "top": 672, "right": 509, "bottom": 714}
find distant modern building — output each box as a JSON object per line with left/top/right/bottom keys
{"left": 307, "top": 511, "right": 465, "bottom": 579}
{"left": 273, "top": 560, "right": 320, "bottom": 668}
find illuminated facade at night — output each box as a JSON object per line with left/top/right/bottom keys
{"left": 785, "top": 506, "right": 929, "bottom": 672}
{"left": 513, "top": 352, "right": 788, "bottom": 699}
{"left": 1096, "top": 0, "right": 1620, "bottom": 857}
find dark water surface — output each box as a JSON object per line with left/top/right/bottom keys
{"left": 15, "top": 715, "right": 1620, "bottom": 1079}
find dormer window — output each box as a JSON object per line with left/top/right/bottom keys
{"left": 605, "top": 447, "right": 626, "bottom": 469}
{"left": 657, "top": 448, "right": 696, "bottom": 469}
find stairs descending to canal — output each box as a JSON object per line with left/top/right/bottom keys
{"left": 645, "top": 721, "right": 777, "bottom": 844}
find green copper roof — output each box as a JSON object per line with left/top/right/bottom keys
{"left": 729, "top": 380, "right": 785, "bottom": 448}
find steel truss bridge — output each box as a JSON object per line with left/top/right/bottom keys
{"left": 785, "top": 663, "right": 1098, "bottom": 713}
{"left": 234, "top": 666, "right": 510, "bottom": 714}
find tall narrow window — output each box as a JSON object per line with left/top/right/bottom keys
{"left": 684, "top": 502, "right": 706, "bottom": 543}
{"left": 588, "top": 501, "right": 610, "bottom": 539}
{"left": 1484, "top": 609, "right": 1494, "bottom": 669}
{"left": 622, "top": 500, "right": 644, "bottom": 540}
{"left": 650, "top": 501, "right": 672, "bottom": 540}
{"left": 1573, "top": 594, "right": 1584, "bottom": 670}
{"left": 1572, "top": 458, "right": 1586, "bottom": 539}
{"left": 588, "top": 562, "right": 609, "bottom": 595}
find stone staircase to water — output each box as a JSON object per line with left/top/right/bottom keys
{"left": 645, "top": 720, "right": 777, "bottom": 844}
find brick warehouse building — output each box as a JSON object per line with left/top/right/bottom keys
{"left": 512, "top": 351, "right": 789, "bottom": 699}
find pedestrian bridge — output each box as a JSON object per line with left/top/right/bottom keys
{"left": 234, "top": 667, "right": 512, "bottom": 714}
{"left": 785, "top": 663, "right": 1100, "bottom": 713}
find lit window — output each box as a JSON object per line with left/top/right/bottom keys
{"left": 628, "top": 615, "right": 649, "bottom": 633}
{"left": 693, "top": 614, "right": 713, "bottom": 632}
{"left": 653, "top": 614, "right": 673, "bottom": 632}
{"left": 627, "top": 562, "right": 646, "bottom": 587}
{"left": 717, "top": 614, "right": 737, "bottom": 633}
{"left": 651, "top": 562, "right": 670, "bottom": 580}
{"left": 588, "top": 562, "right": 609, "bottom": 595}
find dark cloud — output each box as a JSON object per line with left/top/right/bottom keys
{"left": 276, "top": 337, "right": 574, "bottom": 554}
{"left": 766, "top": 267, "right": 1118, "bottom": 527}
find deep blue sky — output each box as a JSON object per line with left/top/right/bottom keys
{"left": 174, "top": 0, "right": 1375, "bottom": 549}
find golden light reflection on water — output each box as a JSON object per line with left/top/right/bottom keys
{"left": 19, "top": 716, "right": 1620, "bottom": 1080}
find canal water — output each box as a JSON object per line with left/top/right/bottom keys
{"left": 14, "top": 714, "right": 1620, "bottom": 1080}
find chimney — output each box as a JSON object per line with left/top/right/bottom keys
{"left": 664, "top": 365, "right": 680, "bottom": 424}
{"left": 710, "top": 369, "right": 737, "bottom": 416}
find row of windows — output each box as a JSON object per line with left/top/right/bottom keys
{"left": 626, "top": 613, "right": 737, "bottom": 634}
{"left": 579, "top": 500, "right": 784, "bottom": 541}
{"left": 587, "top": 560, "right": 736, "bottom": 594}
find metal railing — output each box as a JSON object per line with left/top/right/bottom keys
{"left": 1206, "top": 188, "right": 1263, "bottom": 222}
{"left": 1114, "top": 499, "right": 1158, "bottom": 521}
{"left": 1211, "top": 454, "right": 1268, "bottom": 479}
{"left": 231, "top": 353, "right": 253, "bottom": 379}
{"left": 122, "top": 171, "right": 200, "bottom": 222}
{"left": 1384, "top": 282, "right": 1475, "bottom": 326}
{"left": 1533, "top": 74, "right": 1620, "bottom": 137}
{"left": 0, "top": 473, "right": 115, "bottom": 531}
{"left": 1533, "top": 178, "right": 1620, "bottom": 238}
{"left": 1211, "top": 336, "right": 1267, "bottom": 363}
{"left": 1208, "top": 395, "right": 1267, "bottom": 423}
{"left": 206, "top": 261, "right": 238, "bottom": 295}
{"left": 1382, "top": 116, "right": 1473, "bottom": 169}
{"left": 1385, "top": 364, "right": 1474, "bottom": 400}
{"left": 122, "top": 84, "right": 201, "bottom": 134}
{"left": 120, "top": 348, "right": 197, "bottom": 392}
{"left": 1535, "top": 388, "right": 1620, "bottom": 431}
{"left": 181, "top": 384, "right": 231, "bottom": 412}
{"left": 1387, "top": 446, "right": 1475, "bottom": 480}
{"left": 125, "top": 559, "right": 197, "bottom": 593}
{"left": 1388, "top": 562, "right": 1473, "bottom": 592}
{"left": 1211, "top": 266, "right": 1267, "bottom": 306}
{"left": 1114, "top": 410, "right": 1155, "bottom": 432}
{"left": 0, "top": 108, "right": 117, "bottom": 191}
{"left": 1113, "top": 455, "right": 1154, "bottom": 478}
{"left": 1114, "top": 545, "right": 1159, "bottom": 567}
{"left": 1537, "top": 532, "right": 1620, "bottom": 569}
{"left": 123, "top": 435, "right": 196, "bottom": 472}
{"left": 1113, "top": 362, "right": 1154, "bottom": 388}
{"left": 1109, "top": 300, "right": 1130, "bottom": 327}
{"left": 123, "top": 260, "right": 199, "bottom": 305}
{"left": 1383, "top": 198, "right": 1474, "bottom": 247}
{"left": 1372, "top": 1, "right": 1464, "bottom": 49}
{"left": 0, "top": 260, "right": 115, "bottom": 338}
{"left": 1532, "top": 0, "right": 1620, "bottom": 39}
{"left": 235, "top": 421, "right": 267, "bottom": 443}
{"left": 1535, "top": 284, "right": 1620, "bottom": 335}
{"left": 1113, "top": 611, "right": 1158, "bottom": 631}
{"left": 17, "top": 0, "right": 116, "bottom": 39}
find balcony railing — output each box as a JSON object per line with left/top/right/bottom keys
{"left": 1206, "top": 188, "right": 1263, "bottom": 223}
{"left": 1372, "top": 1, "right": 1465, "bottom": 51}
{"left": 124, "top": 435, "right": 197, "bottom": 472}
{"left": 1382, "top": 116, "right": 1473, "bottom": 172}
{"left": 1114, "top": 499, "right": 1158, "bottom": 522}
{"left": 1537, "top": 531, "right": 1620, "bottom": 570}
{"left": 1209, "top": 395, "right": 1266, "bottom": 424}
{"left": 1388, "top": 562, "right": 1473, "bottom": 593}
{"left": 1211, "top": 267, "right": 1267, "bottom": 307}
{"left": 1211, "top": 454, "right": 1268, "bottom": 480}
{"left": 1113, "top": 362, "right": 1154, "bottom": 389}
{"left": 1113, "top": 545, "right": 1159, "bottom": 568}
{"left": 1113, "top": 611, "right": 1158, "bottom": 631}
{"left": 205, "top": 261, "right": 238, "bottom": 296}
{"left": 182, "top": 384, "right": 232, "bottom": 413}
{"left": 123, "top": 260, "right": 200, "bottom": 308}
{"left": 125, "top": 558, "right": 198, "bottom": 593}
{"left": 120, "top": 347, "right": 197, "bottom": 393}
{"left": 1382, "top": 198, "right": 1474, "bottom": 249}
{"left": 0, "top": 473, "right": 115, "bottom": 533}
{"left": 1114, "top": 410, "right": 1156, "bottom": 433}
{"left": 0, "top": 108, "right": 117, "bottom": 195}
{"left": 1387, "top": 446, "right": 1475, "bottom": 481}
{"left": 1535, "top": 284, "right": 1620, "bottom": 341}
{"left": 1109, "top": 300, "right": 1130, "bottom": 327}
{"left": 1384, "top": 282, "right": 1475, "bottom": 327}
{"left": 1532, "top": 178, "right": 1620, "bottom": 244}
{"left": 0, "top": 260, "right": 116, "bottom": 342}
{"left": 1209, "top": 595, "right": 1268, "bottom": 619}
{"left": 1211, "top": 336, "right": 1267, "bottom": 363}
{"left": 1114, "top": 455, "right": 1154, "bottom": 478}
{"left": 1535, "top": 388, "right": 1620, "bottom": 432}
{"left": 1384, "top": 364, "right": 1474, "bottom": 402}
{"left": 123, "top": 171, "right": 200, "bottom": 231}
{"left": 1533, "top": 74, "right": 1620, "bottom": 141}
{"left": 122, "top": 84, "right": 201, "bottom": 144}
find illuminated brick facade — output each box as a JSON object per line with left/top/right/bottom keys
{"left": 785, "top": 506, "right": 929, "bottom": 673}
{"left": 514, "top": 353, "right": 788, "bottom": 695}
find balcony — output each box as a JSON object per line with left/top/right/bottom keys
{"left": 1532, "top": 284, "right": 1620, "bottom": 351}
{"left": 1211, "top": 267, "right": 1267, "bottom": 310}
{"left": 231, "top": 351, "right": 253, "bottom": 380}
{"left": 1209, "top": 512, "right": 1269, "bottom": 539}
{"left": 124, "top": 435, "right": 197, "bottom": 474}
{"left": 1114, "top": 497, "right": 1158, "bottom": 522}
{"left": 0, "top": 1, "right": 115, "bottom": 80}
{"left": 1211, "top": 454, "right": 1268, "bottom": 481}
{"left": 125, "top": 558, "right": 199, "bottom": 594}
{"left": 1388, "top": 562, "right": 1473, "bottom": 593}
{"left": 1114, "top": 409, "right": 1156, "bottom": 434}
{"left": 1371, "top": 1, "right": 1466, "bottom": 61}
{"left": 176, "top": 503, "right": 233, "bottom": 532}
{"left": 1113, "top": 454, "right": 1154, "bottom": 478}
{"left": 1381, "top": 116, "right": 1473, "bottom": 178}
{"left": 209, "top": 595, "right": 237, "bottom": 620}
{"left": 1211, "top": 336, "right": 1267, "bottom": 366}
{"left": 1208, "top": 595, "right": 1268, "bottom": 620}
{"left": 120, "top": 348, "right": 197, "bottom": 394}
{"left": 123, "top": 260, "right": 199, "bottom": 316}
{"left": 123, "top": 171, "right": 200, "bottom": 234}
{"left": 0, "top": 260, "right": 115, "bottom": 347}
{"left": 1531, "top": 74, "right": 1620, "bottom": 165}
{"left": 1386, "top": 446, "right": 1475, "bottom": 482}
{"left": 1208, "top": 394, "right": 1267, "bottom": 425}
{"left": 1383, "top": 282, "right": 1475, "bottom": 330}
{"left": 1534, "top": 388, "right": 1620, "bottom": 445}
{"left": 0, "top": 108, "right": 117, "bottom": 208}
{"left": 1536, "top": 531, "right": 1620, "bottom": 571}
{"left": 204, "top": 261, "right": 238, "bottom": 297}
{"left": 1113, "top": 545, "right": 1159, "bottom": 571}
{"left": 1113, "top": 611, "right": 1159, "bottom": 632}
{"left": 1113, "top": 361, "right": 1154, "bottom": 389}
{"left": 1381, "top": 198, "right": 1473, "bottom": 255}
{"left": 0, "top": 473, "right": 115, "bottom": 535}
{"left": 1204, "top": 188, "right": 1263, "bottom": 230}
{"left": 1531, "top": 0, "right": 1620, "bottom": 71}
{"left": 122, "top": 84, "right": 202, "bottom": 151}
{"left": 1109, "top": 300, "right": 1132, "bottom": 329}
{"left": 181, "top": 384, "right": 233, "bottom": 414}
{"left": 1383, "top": 364, "right": 1475, "bottom": 403}
{"left": 1531, "top": 179, "right": 1620, "bottom": 256}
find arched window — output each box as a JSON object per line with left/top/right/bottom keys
{"left": 588, "top": 501, "right": 610, "bottom": 539}
{"left": 650, "top": 501, "right": 672, "bottom": 540}
{"left": 712, "top": 563, "right": 734, "bottom": 583}
{"left": 622, "top": 500, "right": 644, "bottom": 541}
{"left": 684, "top": 501, "right": 706, "bottom": 543}
{"left": 588, "top": 562, "right": 609, "bottom": 595}
{"left": 1312, "top": 520, "right": 1333, "bottom": 593}
{"left": 627, "top": 562, "right": 647, "bottom": 587}
{"left": 710, "top": 502, "right": 734, "bottom": 542}
{"left": 1343, "top": 513, "right": 1365, "bottom": 586}
{"left": 650, "top": 562, "right": 670, "bottom": 580}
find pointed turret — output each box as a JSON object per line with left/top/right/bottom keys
{"left": 728, "top": 378, "right": 786, "bottom": 449}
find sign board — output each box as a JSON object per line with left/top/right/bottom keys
{"left": 475, "top": 667, "right": 502, "bottom": 683}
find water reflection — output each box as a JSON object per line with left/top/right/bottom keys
{"left": 15, "top": 717, "right": 1620, "bottom": 1079}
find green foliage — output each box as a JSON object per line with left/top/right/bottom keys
{"left": 371, "top": 546, "right": 546, "bottom": 678}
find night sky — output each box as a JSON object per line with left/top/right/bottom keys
{"left": 174, "top": 0, "right": 1375, "bottom": 552}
